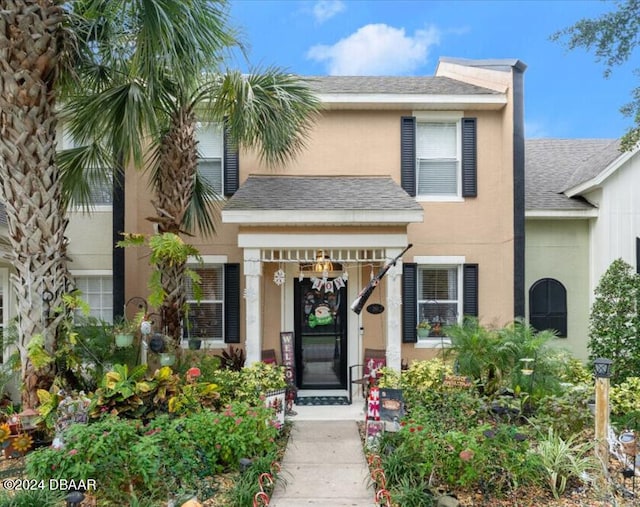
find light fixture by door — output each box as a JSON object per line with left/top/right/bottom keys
{"left": 314, "top": 251, "right": 333, "bottom": 272}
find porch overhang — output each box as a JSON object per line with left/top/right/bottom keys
{"left": 222, "top": 175, "right": 424, "bottom": 226}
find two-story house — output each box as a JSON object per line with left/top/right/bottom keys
{"left": 122, "top": 57, "right": 526, "bottom": 395}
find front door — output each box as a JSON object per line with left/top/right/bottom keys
{"left": 294, "top": 278, "right": 347, "bottom": 389}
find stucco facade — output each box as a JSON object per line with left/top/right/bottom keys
{"left": 119, "top": 57, "right": 525, "bottom": 394}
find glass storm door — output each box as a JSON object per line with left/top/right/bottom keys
{"left": 294, "top": 278, "right": 347, "bottom": 389}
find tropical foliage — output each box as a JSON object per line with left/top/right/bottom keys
{"left": 366, "top": 320, "right": 614, "bottom": 504}
{"left": 61, "top": 0, "right": 320, "bottom": 345}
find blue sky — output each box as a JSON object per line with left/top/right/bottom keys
{"left": 228, "top": 0, "right": 636, "bottom": 140}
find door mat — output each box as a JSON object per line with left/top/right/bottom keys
{"left": 295, "top": 396, "right": 350, "bottom": 406}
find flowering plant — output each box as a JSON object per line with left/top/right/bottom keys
{"left": 417, "top": 320, "right": 431, "bottom": 330}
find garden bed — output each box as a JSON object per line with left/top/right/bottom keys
{"left": 359, "top": 421, "right": 638, "bottom": 507}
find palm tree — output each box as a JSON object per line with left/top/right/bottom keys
{"left": 64, "top": 4, "right": 320, "bottom": 346}
{"left": 0, "top": 0, "right": 241, "bottom": 406}
{"left": 146, "top": 70, "right": 320, "bottom": 342}
{"left": 0, "top": 1, "right": 76, "bottom": 408}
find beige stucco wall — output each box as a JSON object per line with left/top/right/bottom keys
{"left": 238, "top": 106, "right": 516, "bottom": 327}
{"left": 525, "top": 219, "right": 591, "bottom": 361}
{"left": 124, "top": 63, "right": 519, "bottom": 365}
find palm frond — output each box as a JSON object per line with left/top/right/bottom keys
{"left": 58, "top": 143, "right": 117, "bottom": 212}
{"left": 207, "top": 68, "right": 321, "bottom": 166}
{"left": 182, "top": 170, "right": 222, "bottom": 237}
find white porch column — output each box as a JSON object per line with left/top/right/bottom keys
{"left": 243, "top": 248, "right": 262, "bottom": 364}
{"left": 385, "top": 248, "right": 403, "bottom": 372}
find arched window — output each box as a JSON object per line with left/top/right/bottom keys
{"left": 529, "top": 278, "right": 567, "bottom": 337}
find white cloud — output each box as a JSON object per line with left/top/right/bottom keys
{"left": 312, "top": 0, "right": 346, "bottom": 23}
{"left": 307, "top": 23, "right": 440, "bottom": 75}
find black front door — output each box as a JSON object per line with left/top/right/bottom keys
{"left": 294, "top": 278, "right": 347, "bottom": 389}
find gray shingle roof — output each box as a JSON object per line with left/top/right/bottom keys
{"left": 525, "top": 139, "right": 621, "bottom": 211}
{"left": 304, "top": 76, "right": 500, "bottom": 96}
{"left": 224, "top": 175, "right": 422, "bottom": 212}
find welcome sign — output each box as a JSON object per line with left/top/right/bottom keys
{"left": 280, "top": 331, "right": 296, "bottom": 389}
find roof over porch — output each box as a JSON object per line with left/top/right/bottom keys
{"left": 221, "top": 175, "right": 424, "bottom": 226}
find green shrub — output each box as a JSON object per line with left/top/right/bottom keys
{"left": 26, "top": 416, "right": 162, "bottom": 504}
{"left": 560, "top": 358, "right": 593, "bottom": 385}
{"left": 26, "top": 402, "right": 279, "bottom": 504}
{"left": 530, "top": 383, "right": 593, "bottom": 439}
{"left": 588, "top": 258, "right": 640, "bottom": 384}
{"left": 610, "top": 377, "right": 640, "bottom": 431}
{"left": 209, "top": 362, "right": 286, "bottom": 407}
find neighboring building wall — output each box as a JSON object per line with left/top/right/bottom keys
{"left": 66, "top": 209, "right": 113, "bottom": 270}
{"left": 583, "top": 155, "right": 640, "bottom": 300}
{"left": 525, "top": 219, "right": 591, "bottom": 360}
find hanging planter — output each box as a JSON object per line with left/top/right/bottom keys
{"left": 115, "top": 333, "right": 135, "bottom": 348}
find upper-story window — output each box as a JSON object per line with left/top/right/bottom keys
{"left": 60, "top": 128, "right": 113, "bottom": 206}
{"left": 401, "top": 115, "right": 476, "bottom": 200}
{"left": 416, "top": 121, "right": 460, "bottom": 197}
{"left": 196, "top": 122, "right": 224, "bottom": 196}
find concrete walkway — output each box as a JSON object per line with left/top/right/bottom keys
{"left": 270, "top": 396, "right": 376, "bottom": 506}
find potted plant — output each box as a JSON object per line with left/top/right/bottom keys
{"left": 113, "top": 316, "right": 137, "bottom": 348}
{"left": 188, "top": 338, "right": 202, "bottom": 350}
{"left": 416, "top": 320, "right": 431, "bottom": 338}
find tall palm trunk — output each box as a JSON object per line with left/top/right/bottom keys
{"left": 0, "top": 1, "right": 69, "bottom": 407}
{"left": 151, "top": 107, "right": 199, "bottom": 345}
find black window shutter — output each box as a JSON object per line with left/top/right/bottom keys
{"left": 461, "top": 117, "right": 477, "bottom": 197}
{"left": 400, "top": 116, "right": 416, "bottom": 197}
{"left": 223, "top": 125, "right": 239, "bottom": 197}
{"left": 224, "top": 263, "right": 241, "bottom": 343}
{"left": 402, "top": 263, "right": 417, "bottom": 343}
{"left": 463, "top": 263, "right": 479, "bottom": 317}
{"left": 636, "top": 237, "right": 640, "bottom": 274}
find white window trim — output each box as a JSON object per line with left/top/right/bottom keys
{"left": 70, "top": 270, "right": 113, "bottom": 277}
{"left": 413, "top": 256, "right": 465, "bottom": 349}
{"left": 184, "top": 257, "right": 227, "bottom": 347}
{"left": 414, "top": 111, "right": 464, "bottom": 202}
